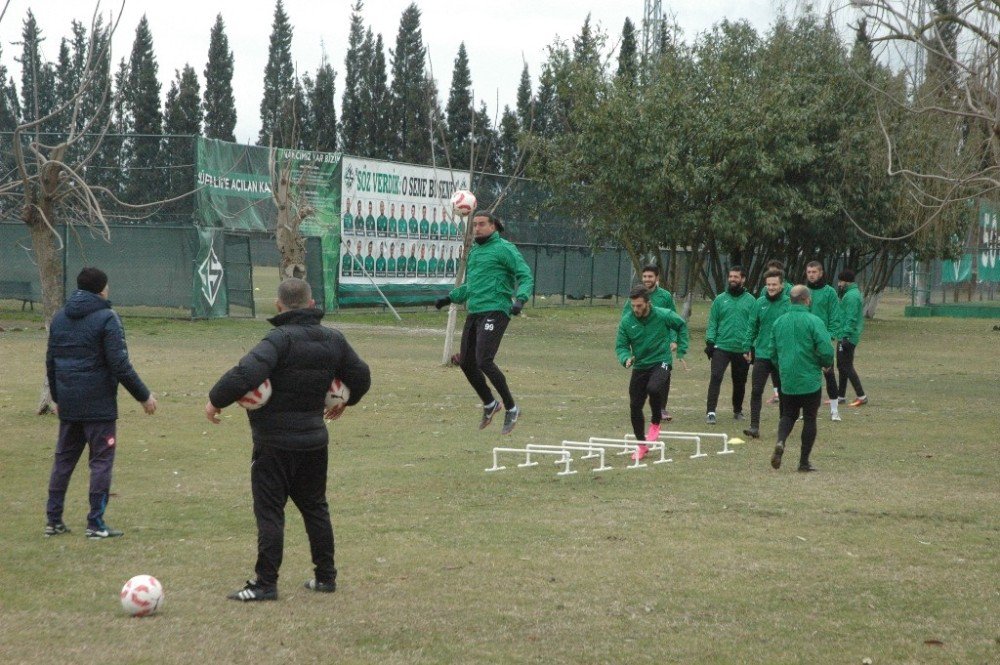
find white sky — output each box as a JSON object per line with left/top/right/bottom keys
{"left": 0, "top": 1, "right": 794, "bottom": 144}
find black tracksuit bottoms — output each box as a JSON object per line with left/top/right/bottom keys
{"left": 706, "top": 350, "right": 750, "bottom": 415}
{"left": 776, "top": 389, "right": 822, "bottom": 467}
{"left": 629, "top": 364, "right": 671, "bottom": 440}
{"left": 460, "top": 311, "right": 515, "bottom": 409}
{"left": 251, "top": 444, "right": 336, "bottom": 588}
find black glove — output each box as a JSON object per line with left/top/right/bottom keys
{"left": 510, "top": 299, "right": 525, "bottom": 316}
{"left": 704, "top": 342, "right": 715, "bottom": 360}
{"left": 434, "top": 296, "right": 451, "bottom": 310}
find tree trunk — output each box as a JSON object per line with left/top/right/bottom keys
{"left": 862, "top": 290, "right": 882, "bottom": 319}
{"left": 25, "top": 204, "right": 64, "bottom": 415}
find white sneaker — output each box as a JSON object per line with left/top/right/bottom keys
{"left": 831, "top": 411, "right": 842, "bottom": 422}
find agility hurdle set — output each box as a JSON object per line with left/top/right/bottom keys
{"left": 486, "top": 430, "right": 742, "bottom": 476}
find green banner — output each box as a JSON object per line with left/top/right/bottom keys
{"left": 196, "top": 138, "right": 342, "bottom": 233}
{"left": 942, "top": 201, "right": 1000, "bottom": 283}
{"left": 193, "top": 226, "right": 228, "bottom": 318}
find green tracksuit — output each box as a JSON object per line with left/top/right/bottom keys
{"left": 838, "top": 283, "right": 864, "bottom": 345}
{"left": 769, "top": 304, "right": 834, "bottom": 395}
{"left": 616, "top": 306, "right": 689, "bottom": 369}
{"left": 745, "top": 291, "right": 791, "bottom": 359}
{"left": 448, "top": 232, "right": 534, "bottom": 316}
{"left": 706, "top": 289, "right": 756, "bottom": 353}
{"left": 807, "top": 281, "right": 842, "bottom": 340}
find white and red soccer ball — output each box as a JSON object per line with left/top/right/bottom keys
{"left": 121, "top": 574, "right": 163, "bottom": 617}
{"left": 237, "top": 380, "right": 272, "bottom": 410}
{"left": 325, "top": 378, "right": 351, "bottom": 409}
{"left": 450, "top": 189, "right": 476, "bottom": 217}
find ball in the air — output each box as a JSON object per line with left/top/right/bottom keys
{"left": 325, "top": 378, "right": 351, "bottom": 409}
{"left": 237, "top": 380, "right": 272, "bottom": 410}
{"left": 120, "top": 574, "right": 164, "bottom": 617}
{"left": 450, "top": 189, "right": 476, "bottom": 217}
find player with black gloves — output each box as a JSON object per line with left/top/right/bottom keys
{"left": 435, "top": 210, "right": 533, "bottom": 434}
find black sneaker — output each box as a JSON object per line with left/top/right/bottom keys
{"left": 227, "top": 580, "right": 278, "bottom": 601}
{"left": 85, "top": 524, "right": 123, "bottom": 539}
{"left": 501, "top": 406, "right": 520, "bottom": 435}
{"left": 660, "top": 409, "right": 673, "bottom": 422}
{"left": 706, "top": 412, "right": 717, "bottom": 425}
{"left": 734, "top": 412, "right": 745, "bottom": 421}
{"left": 303, "top": 579, "right": 336, "bottom": 593}
{"left": 797, "top": 463, "right": 818, "bottom": 473}
{"left": 770, "top": 442, "right": 784, "bottom": 470}
{"left": 479, "top": 401, "right": 502, "bottom": 430}
{"left": 742, "top": 427, "right": 760, "bottom": 439}
{"left": 44, "top": 522, "right": 70, "bottom": 537}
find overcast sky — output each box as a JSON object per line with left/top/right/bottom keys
{"left": 1, "top": 1, "right": 797, "bottom": 144}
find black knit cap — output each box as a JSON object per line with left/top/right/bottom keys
{"left": 77, "top": 267, "right": 108, "bottom": 294}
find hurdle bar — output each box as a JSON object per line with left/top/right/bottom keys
{"left": 487, "top": 447, "right": 575, "bottom": 476}
{"left": 621, "top": 433, "right": 707, "bottom": 459}
{"left": 525, "top": 443, "right": 612, "bottom": 472}
{"left": 583, "top": 438, "right": 669, "bottom": 468}
{"left": 624, "top": 431, "right": 733, "bottom": 457}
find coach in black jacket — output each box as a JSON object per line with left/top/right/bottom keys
{"left": 45, "top": 267, "right": 157, "bottom": 539}
{"left": 206, "top": 278, "right": 371, "bottom": 602}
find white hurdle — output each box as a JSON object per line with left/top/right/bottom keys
{"left": 622, "top": 433, "right": 706, "bottom": 459}
{"left": 525, "top": 443, "right": 612, "bottom": 472}
{"left": 624, "top": 430, "right": 733, "bottom": 457}
{"left": 487, "top": 447, "right": 575, "bottom": 475}
{"left": 583, "top": 438, "right": 670, "bottom": 468}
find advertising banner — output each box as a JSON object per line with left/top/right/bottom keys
{"left": 192, "top": 226, "right": 228, "bottom": 318}
{"left": 942, "top": 201, "right": 1000, "bottom": 283}
{"left": 337, "top": 156, "right": 472, "bottom": 306}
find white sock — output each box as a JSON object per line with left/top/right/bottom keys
{"left": 830, "top": 400, "right": 839, "bottom": 414}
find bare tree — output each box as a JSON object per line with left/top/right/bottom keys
{"left": 268, "top": 142, "right": 314, "bottom": 281}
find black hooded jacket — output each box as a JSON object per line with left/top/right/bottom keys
{"left": 208, "top": 308, "right": 371, "bottom": 451}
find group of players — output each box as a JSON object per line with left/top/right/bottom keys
{"left": 616, "top": 260, "right": 867, "bottom": 471}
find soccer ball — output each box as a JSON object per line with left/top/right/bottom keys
{"left": 325, "top": 378, "right": 351, "bottom": 409}
{"left": 237, "top": 380, "right": 272, "bottom": 410}
{"left": 120, "top": 574, "right": 163, "bottom": 617}
{"left": 450, "top": 189, "right": 476, "bottom": 217}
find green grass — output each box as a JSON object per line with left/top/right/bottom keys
{"left": 0, "top": 296, "right": 997, "bottom": 664}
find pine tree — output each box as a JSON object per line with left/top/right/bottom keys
{"left": 340, "top": 0, "right": 366, "bottom": 154}
{"left": 203, "top": 14, "right": 236, "bottom": 142}
{"left": 616, "top": 18, "right": 638, "bottom": 86}
{"left": 573, "top": 14, "right": 600, "bottom": 68}
{"left": 0, "top": 43, "right": 21, "bottom": 182}
{"left": 279, "top": 75, "right": 309, "bottom": 148}
{"left": 497, "top": 105, "right": 520, "bottom": 175}
{"left": 259, "top": 0, "right": 295, "bottom": 145}
{"left": 362, "top": 30, "right": 391, "bottom": 159}
{"left": 534, "top": 64, "right": 557, "bottom": 137}
{"left": 515, "top": 64, "right": 533, "bottom": 131}
{"left": 305, "top": 52, "right": 337, "bottom": 152}
{"left": 445, "top": 42, "right": 473, "bottom": 169}
{"left": 123, "top": 15, "right": 163, "bottom": 203}
{"left": 473, "top": 101, "right": 499, "bottom": 174}
{"left": 18, "top": 10, "right": 57, "bottom": 130}
{"left": 388, "top": 3, "right": 432, "bottom": 163}
{"left": 163, "top": 64, "right": 202, "bottom": 214}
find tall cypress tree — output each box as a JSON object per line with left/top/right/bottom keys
{"left": 306, "top": 52, "right": 337, "bottom": 152}
{"left": 259, "top": 0, "right": 295, "bottom": 145}
{"left": 123, "top": 15, "right": 163, "bottom": 203}
{"left": 515, "top": 64, "right": 533, "bottom": 131}
{"left": 18, "top": 10, "right": 57, "bottom": 129}
{"left": 362, "top": 30, "right": 391, "bottom": 159}
{"left": 0, "top": 44, "right": 21, "bottom": 182}
{"left": 388, "top": 3, "right": 432, "bottom": 163}
{"left": 616, "top": 18, "right": 638, "bottom": 86}
{"left": 497, "top": 105, "right": 519, "bottom": 176}
{"left": 163, "top": 64, "right": 202, "bottom": 213}
{"left": 473, "top": 101, "right": 499, "bottom": 174}
{"left": 445, "top": 42, "right": 473, "bottom": 170}
{"left": 203, "top": 14, "right": 236, "bottom": 142}
{"left": 340, "top": 0, "right": 366, "bottom": 154}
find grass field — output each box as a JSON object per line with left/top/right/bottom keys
{"left": 0, "top": 295, "right": 997, "bottom": 664}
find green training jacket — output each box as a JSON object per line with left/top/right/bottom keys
{"left": 769, "top": 304, "right": 835, "bottom": 395}
{"left": 621, "top": 285, "right": 675, "bottom": 313}
{"left": 807, "top": 281, "right": 842, "bottom": 340}
{"left": 706, "top": 288, "right": 756, "bottom": 353}
{"left": 449, "top": 232, "right": 534, "bottom": 315}
{"left": 744, "top": 291, "right": 791, "bottom": 359}
{"left": 616, "top": 306, "right": 689, "bottom": 369}
{"left": 838, "top": 282, "right": 864, "bottom": 345}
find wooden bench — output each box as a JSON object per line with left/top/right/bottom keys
{"left": 0, "top": 280, "right": 37, "bottom": 310}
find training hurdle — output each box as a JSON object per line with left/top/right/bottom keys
{"left": 624, "top": 431, "right": 734, "bottom": 457}
{"left": 525, "top": 443, "right": 613, "bottom": 472}
{"left": 487, "top": 447, "right": 575, "bottom": 475}
{"left": 583, "top": 438, "right": 670, "bottom": 468}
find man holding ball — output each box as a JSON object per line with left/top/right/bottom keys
{"left": 205, "top": 278, "right": 371, "bottom": 601}
{"left": 436, "top": 210, "right": 534, "bottom": 435}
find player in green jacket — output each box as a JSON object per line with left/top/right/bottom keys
{"left": 768, "top": 285, "right": 835, "bottom": 472}
{"left": 836, "top": 270, "right": 867, "bottom": 407}
{"left": 623, "top": 264, "right": 678, "bottom": 421}
{"left": 805, "top": 261, "right": 843, "bottom": 421}
{"left": 742, "top": 268, "right": 790, "bottom": 438}
{"left": 435, "top": 211, "right": 534, "bottom": 435}
{"left": 616, "top": 286, "right": 689, "bottom": 461}
{"left": 704, "top": 266, "right": 756, "bottom": 424}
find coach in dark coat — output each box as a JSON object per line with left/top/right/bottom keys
{"left": 206, "top": 277, "right": 371, "bottom": 601}
{"left": 45, "top": 267, "right": 157, "bottom": 539}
